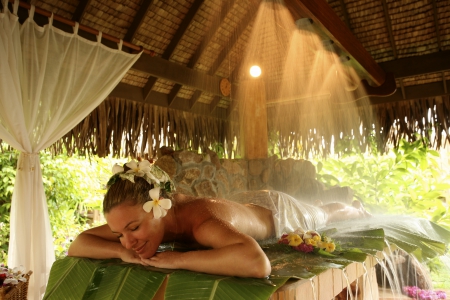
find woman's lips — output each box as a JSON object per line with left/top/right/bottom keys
{"left": 134, "top": 242, "right": 147, "bottom": 254}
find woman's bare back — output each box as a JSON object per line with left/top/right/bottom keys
{"left": 172, "top": 194, "right": 275, "bottom": 242}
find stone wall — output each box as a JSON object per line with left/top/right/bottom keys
{"left": 154, "top": 148, "right": 353, "bottom": 204}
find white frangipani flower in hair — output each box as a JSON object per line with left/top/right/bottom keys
{"left": 112, "top": 164, "right": 124, "bottom": 174}
{"left": 143, "top": 187, "right": 172, "bottom": 219}
{"left": 125, "top": 160, "right": 151, "bottom": 177}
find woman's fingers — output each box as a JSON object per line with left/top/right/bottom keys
{"left": 140, "top": 251, "right": 179, "bottom": 269}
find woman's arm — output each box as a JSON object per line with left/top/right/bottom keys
{"left": 140, "top": 218, "right": 271, "bottom": 278}
{"left": 67, "top": 224, "right": 141, "bottom": 264}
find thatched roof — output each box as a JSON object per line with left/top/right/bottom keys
{"left": 2, "top": 0, "right": 450, "bottom": 158}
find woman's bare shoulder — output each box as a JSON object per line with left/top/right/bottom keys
{"left": 173, "top": 194, "right": 242, "bottom": 223}
{"left": 173, "top": 193, "right": 237, "bottom": 208}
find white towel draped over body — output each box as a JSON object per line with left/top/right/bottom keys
{"left": 228, "top": 190, "right": 328, "bottom": 237}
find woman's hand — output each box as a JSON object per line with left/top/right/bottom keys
{"left": 140, "top": 251, "right": 181, "bottom": 269}
{"left": 120, "top": 248, "right": 143, "bottom": 265}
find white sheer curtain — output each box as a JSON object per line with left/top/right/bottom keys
{"left": 0, "top": 1, "right": 142, "bottom": 299}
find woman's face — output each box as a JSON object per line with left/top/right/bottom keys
{"left": 105, "top": 202, "right": 164, "bottom": 259}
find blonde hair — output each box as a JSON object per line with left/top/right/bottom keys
{"left": 103, "top": 160, "right": 174, "bottom": 213}
{"left": 103, "top": 176, "right": 152, "bottom": 214}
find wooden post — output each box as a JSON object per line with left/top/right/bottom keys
{"left": 239, "top": 78, "right": 268, "bottom": 159}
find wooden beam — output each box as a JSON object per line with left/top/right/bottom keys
{"left": 189, "top": 90, "right": 203, "bottom": 109}
{"left": 142, "top": 0, "right": 204, "bottom": 103}
{"left": 72, "top": 0, "right": 91, "bottom": 23}
{"left": 337, "top": 0, "right": 351, "bottom": 30}
{"left": 369, "top": 80, "right": 450, "bottom": 105}
{"left": 131, "top": 0, "right": 158, "bottom": 97}
{"left": 264, "top": 72, "right": 397, "bottom": 103}
{"left": 185, "top": 0, "right": 236, "bottom": 108}
{"left": 163, "top": 0, "right": 205, "bottom": 60}
{"left": 431, "top": 0, "right": 442, "bottom": 51}
{"left": 379, "top": 50, "right": 450, "bottom": 79}
{"left": 144, "top": 0, "right": 204, "bottom": 102}
{"left": 167, "top": 85, "right": 182, "bottom": 107}
{"left": 190, "top": 0, "right": 256, "bottom": 108}
{"left": 284, "top": 0, "right": 386, "bottom": 86}
{"left": 209, "top": 3, "right": 257, "bottom": 75}
{"left": 444, "top": 73, "right": 448, "bottom": 94}
{"left": 132, "top": 54, "right": 223, "bottom": 96}
{"left": 110, "top": 83, "right": 229, "bottom": 119}
{"left": 123, "top": 0, "right": 155, "bottom": 43}
{"left": 381, "top": 0, "right": 398, "bottom": 59}
{"left": 188, "top": 0, "right": 235, "bottom": 69}
{"left": 209, "top": 96, "right": 222, "bottom": 113}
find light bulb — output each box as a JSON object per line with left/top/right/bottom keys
{"left": 249, "top": 65, "right": 261, "bottom": 77}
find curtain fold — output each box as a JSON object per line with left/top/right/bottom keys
{"left": 0, "top": 1, "right": 142, "bottom": 299}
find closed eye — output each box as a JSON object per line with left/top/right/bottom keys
{"left": 131, "top": 226, "right": 139, "bottom": 231}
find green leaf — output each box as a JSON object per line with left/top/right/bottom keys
{"left": 164, "top": 271, "right": 287, "bottom": 300}
{"left": 319, "top": 174, "right": 340, "bottom": 185}
{"left": 428, "top": 150, "right": 440, "bottom": 157}
{"left": 44, "top": 258, "right": 289, "bottom": 300}
{"left": 44, "top": 258, "right": 168, "bottom": 300}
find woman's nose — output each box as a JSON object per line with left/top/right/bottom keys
{"left": 121, "top": 234, "right": 137, "bottom": 249}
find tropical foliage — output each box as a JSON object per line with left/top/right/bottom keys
{"left": 0, "top": 149, "right": 123, "bottom": 262}
{"left": 0, "top": 150, "right": 17, "bottom": 263}
{"left": 315, "top": 137, "right": 450, "bottom": 230}
{"left": 314, "top": 137, "right": 450, "bottom": 288}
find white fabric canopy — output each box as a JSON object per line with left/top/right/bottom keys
{"left": 0, "top": 1, "right": 142, "bottom": 298}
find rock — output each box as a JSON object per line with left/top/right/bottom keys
{"left": 154, "top": 155, "right": 177, "bottom": 178}
{"left": 193, "top": 180, "right": 217, "bottom": 198}
{"left": 174, "top": 150, "right": 204, "bottom": 165}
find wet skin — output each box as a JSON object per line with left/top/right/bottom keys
{"left": 68, "top": 194, "right": 275, "bottom": 277}
{"left": 68, "top": 193, "right": 370, "bottom": 277}
{"left": 106, "top": 194, "right": 276, "bottom": 259}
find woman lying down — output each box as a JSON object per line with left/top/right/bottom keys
{"left": 68, "top": 160, "right": 370, "bottom": 278}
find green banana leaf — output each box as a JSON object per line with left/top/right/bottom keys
{"left": 264, "top": 227, "right": 386, "bottom": 279}
{"left": 44, "top": 257, "right": 289, "bottom": 300}
{"left": 320, "top": 215, "right": 450, "bottom": 263}
{"left": 43, "top": 216, "right": 450, "bottom": 300}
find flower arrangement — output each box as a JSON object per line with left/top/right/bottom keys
{"left": 278, "top": 229, "right": 336, "bottom": 253}
{"left": 0, "top": 264, "right": 28, "bottom": 286}
{"left": 403, "top": 286, "right": 447, "bottom": 300}
{"left": 108, "top": 160, "right": 175, "bottom": 192}
{"left": 108, "top": 159, "right": 175, "bottom": 219}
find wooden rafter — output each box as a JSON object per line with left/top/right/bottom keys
{"left": 369, "top": 80, "right": 450, "bottom": 104}
{"left": 188, "top": 0, "right": 236, "bottom": 69}
{"left": 337, "top": 0, "right": 351, "bottom": 30}
{"left": 163, "top": 0, "right": 205, "bottom": 61}
{"left": 143, "top": 0, "right": 205, "bottom": 105}
{"left": 131, "top": 55, "right": 223, "bottom": 97}
{"left": 381, "top": 0, "right": 398, "bottom": 59}
{"left": 209, "top": 7, "right": 255, "bottom": 76}
{"left": 71, "top": 0, "right": 91, "bottom": 23}
{"left": 283, "top": 0, "right": 388, "bottom": 87}
{"left": 110, "top": 82, "right": 229, "bottom": 119}
{"left": 431, "top": 0, "right": 442, "bottom": 51}
{"left": 210, "top": 96, "right": 222, "bottom": 113}
{"left": 123, "top": 0, "right": 155, "bottom": 43}
{"left": 379, "top": 50, "right": 450, "bottom": 79}
{"left": 205, "top": 3, "right": 258, "bottom": 112}
{"left": 185, "top": 0, "right": 237, "bottom": 109}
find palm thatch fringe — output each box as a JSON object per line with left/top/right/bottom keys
{"left": 374, "top": 96, "right": 450, "bottom": 151}
{"left": 264, "top": 96, "right": 450, "bottom": 157}
{"left": 1, "top": 96, "right": 449, "bottom": 158}
{"left": 49, "top": 97, "right": 232, "bottom": 159}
